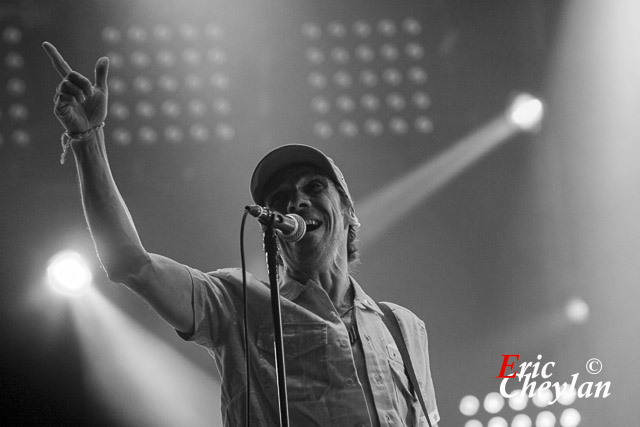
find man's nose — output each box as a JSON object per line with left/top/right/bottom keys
{"left": 287, "top": 191, "right": 310, "bottom": 213}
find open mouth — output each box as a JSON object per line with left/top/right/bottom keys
{"left": 304, "top": 219, "right": 322, "bottom": 232}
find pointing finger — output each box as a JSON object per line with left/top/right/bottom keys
{"left": 42, "top": 41, "right": 73, "bottom": 77}
{"left": 94, "top": 57, "right": 109, "bottom": 91}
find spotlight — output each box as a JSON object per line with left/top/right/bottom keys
{"left": 507, "top": 93, "right": 544, "bottom": 131}
{"left": 47, "top": 251, "right": 92, "bottom": 296}
{"left": 565, "top": 297, "right": 590, "bottom": 324}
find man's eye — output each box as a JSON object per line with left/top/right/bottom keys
{"left": 307, "top": 180, "right": 324, "bottom": 192}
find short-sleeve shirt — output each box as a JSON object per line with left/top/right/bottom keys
{"left": 179, "top": 267, "right": 440, "bottom": 427}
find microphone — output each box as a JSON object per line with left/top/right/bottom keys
{"left": 245, "top": 205, "right": 306, "bottom": 242}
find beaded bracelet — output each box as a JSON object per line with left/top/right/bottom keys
{"left": 59, "top": 122, "right": 105, "bottom": 165}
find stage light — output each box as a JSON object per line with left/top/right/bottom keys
{"left": 135, "top": 101, "right": 156, "bottom": 119}
{"left": 336, "top": 95, "right": 355, "bottom": 112}
{"left": 383, "top": 68, "right": 402, "bottom": 86}
{"left": 109, "top": 77, "right": 127, "bottom": 95}
{"left": 152, "top": 24, "right": 173, "bottom": 41}
{"left": 311, "top": 96, "right": 331, "bottom": 114}
{"left": 8, "top": 103, "right": 28, "bottom": 121}
{"left": 106, "top": 51, "right": 124, "bottom": 69}
{"left": 364, "top": 118, "right": 384, "bottom": 136}
{"left": 386, "top": 92, "right": 406, "bottom": 110}
{"left": 559, "top": 408, "right": 581, "bottom": 427}
{"left": 405, "top": 42, "right": 426, "bottom": 60}
{"left": 332, "top": 70, "right": 353, "bottom": 88}
{"left": 535, "top": 411, "right": 556, "bottom": 427}
{"left": 130, "top": 50, "right": 151, "bottom": 68}
{"left": 164, "top": 126, "right": 184, "bottom": 144}
{"left": 204, "top": 22, "right": 224, "bottom": 40}
{"left": 127, "top": 26, "right": 147, "bottom": 42}
{"left": 488, "top": 416, "right": 508, "bottom": 427}
{"left": 459, "top": 395, "right": 480, "bottom": 416}
{"left": 187, "top": 99, "right": 207, "bottom": 117}
{"left": 207, "top": 48, "right": 227, "bottom": 65}
{"left": 110, "top": 102, "right": 130, "bottom": 120}
{"left": 377, "top": 19, "right": 397, "bottom": 37}
{"left": 408, "top": 66, "right": 428, "bottom": 85}
{"left": 178, "top": 23, "right": 198, "bottom": 41}
{"left": 330, "top": 46, "right": 350, "bottom": 64}
{"left": 338, "top": 120, "right": 358, "bottom": 138}
{"left": 156, "top": 50, "right": 177, "bottom": 68}
{"left": 307, "top": 72, "right": 327, "bottom": 89}
{"left": 380, "top": 43, "right": 400, "bottom": 61}
{"left": 355, "top": 45, "right": 375, "bottom": 62}
{"left": 185, "top": 74, "right": 204, "bottom": 91}
{"left": 189, "top": 124, "right": 210, "bottom": 142}
{"left": 5, "top": 52, "right": 24, "bottom": 69}
{"left": 3, "top": 26, "right": 22, "bottom": 44}
{"left": 139, "top": 126, "right": 159, "bottom": 144}
{"left": 212, "top": 98, "right": 231, "bottom": 115}
{"left": 301, "top": 22, "right": 322, "bottom": 40}
{"left": 402, "top": 17, "right": 422, "bottom": 35}
{"left": 158, "top": 75, "right": 179, "bottom": 92}
{"left": 182, "top": 48, "right": 202, "bottom": 66}
{"left": 313, "top": 121, "right": 333, "bottom": 139}
{"left": 465, "top": 420, "right": 482, "bottom": 427}
{"left": 512, "top": 414, "right": 533, "bottom": 427}
{"left": 412, "top": 91, "right": 431, "bottom": 109}
{"left": 327, "top": 21, "right": 347, "bottom": 38}
{"left": 210, "top": 73, "right": 230, "bottom": 90}
{"left": 352, "top": 21, "right": 372, "bottom": 38}
{"left": 132, "top": 76, "right": 153, "bottom": 93}
{"left": 557, "top": 387, "right": 577, "bottom": 406}
{"left": 47, "top": 251, "right": 92, "bottom": 297}
{"left": 507, "top": 93, "right": 544, "bottom": 131}
{"left": 12, "top": 129, "right": 30, "bottom": 147}
{"left": 361, "top": 93, "right": 380, "bottom": 111}
{"left": 484, "top": 391, "right": 505, "bottom": 414}
{"left": 359, "top": 69, "right": 378, "bottom": 86}
{"left": 215, "top": 124, "right": 235, "bottom": 141}
{"left": 389, "top": 117, "right": 409, "bottom": 134}
{"left": 112, "top": 127, "right": 133, "bottom": 146}
{"left": 532, "top": 387, "right": 553, "bottom": 408}
{"left": 305, "top": 47, "right": 324, "bottom": 64}
{"left": 508, "top": 389, "right": 528, "bottom": 411}
{"left": 7, "top": 77, "right": 26, "bottom": 96}
{"left": 565, "top": 297, "right": 590, "bottom": 324}
{"left": 161, "top": 100, "right": 181, "bottom": 117}
{"left": 415, "top": 116, "right": 434, "bottom": 134}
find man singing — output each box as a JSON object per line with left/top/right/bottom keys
{"left": 43, "top": 41, "right": 439, "bottom": 427}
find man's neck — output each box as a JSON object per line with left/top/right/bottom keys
{"left": 285, "top": 258, "right": 353, "bottom": 313}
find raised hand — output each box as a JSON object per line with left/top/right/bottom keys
{"left": 42, "top": 42, "right": 109, "bottom": 134}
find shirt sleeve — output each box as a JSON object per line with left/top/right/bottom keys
{"left": 175, "top": 267, "right": 267, "bottom": 349}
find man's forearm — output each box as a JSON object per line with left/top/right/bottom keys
{"left": 71, "top": 128, "right": 149, "bottom": 284}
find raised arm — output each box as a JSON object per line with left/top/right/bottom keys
{"left": 43, "top": 42, "right": 194, "bottom": 333}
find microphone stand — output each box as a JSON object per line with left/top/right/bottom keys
{"left": 263, "top": 224, "right": 290, "bottom": 427}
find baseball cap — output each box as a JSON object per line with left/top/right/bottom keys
{"left": 250, "top": 144, "right": 360, "bottom": 226}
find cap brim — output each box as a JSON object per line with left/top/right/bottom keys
{"left": 251, "top": 144, "right": 341, "bottom": 206}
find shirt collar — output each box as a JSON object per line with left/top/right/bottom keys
{"left": 279, "top": 274, "right": 384, "bottom": 316}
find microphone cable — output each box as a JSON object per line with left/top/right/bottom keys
{"left": 239, "top": 208, "right": 251, "bottom": 426}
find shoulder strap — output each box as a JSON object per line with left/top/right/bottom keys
{"left": 378, "top": 302, "right": 433, "bottom": 427}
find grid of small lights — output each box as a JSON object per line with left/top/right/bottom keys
{"left": 302, "top": 18, "right": 434, "bottom": 140}
{"left": 102, "top": 22, "right": 234, "bottom": 146}
{"left": 1, "top": 25, "right": 30, "bottom": 148}
{"left": 459, "top": 388, "right": 582, "bottom": 427}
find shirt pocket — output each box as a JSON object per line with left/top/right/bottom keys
{"left": 387, "top": 343, "right": 414, "bottom": 398}
{"left": 257, "top": 322, "right": 330, "bottom": 401}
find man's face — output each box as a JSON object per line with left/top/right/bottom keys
{"left": 264, "top": 165, "right": 350, "bottom": 265}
